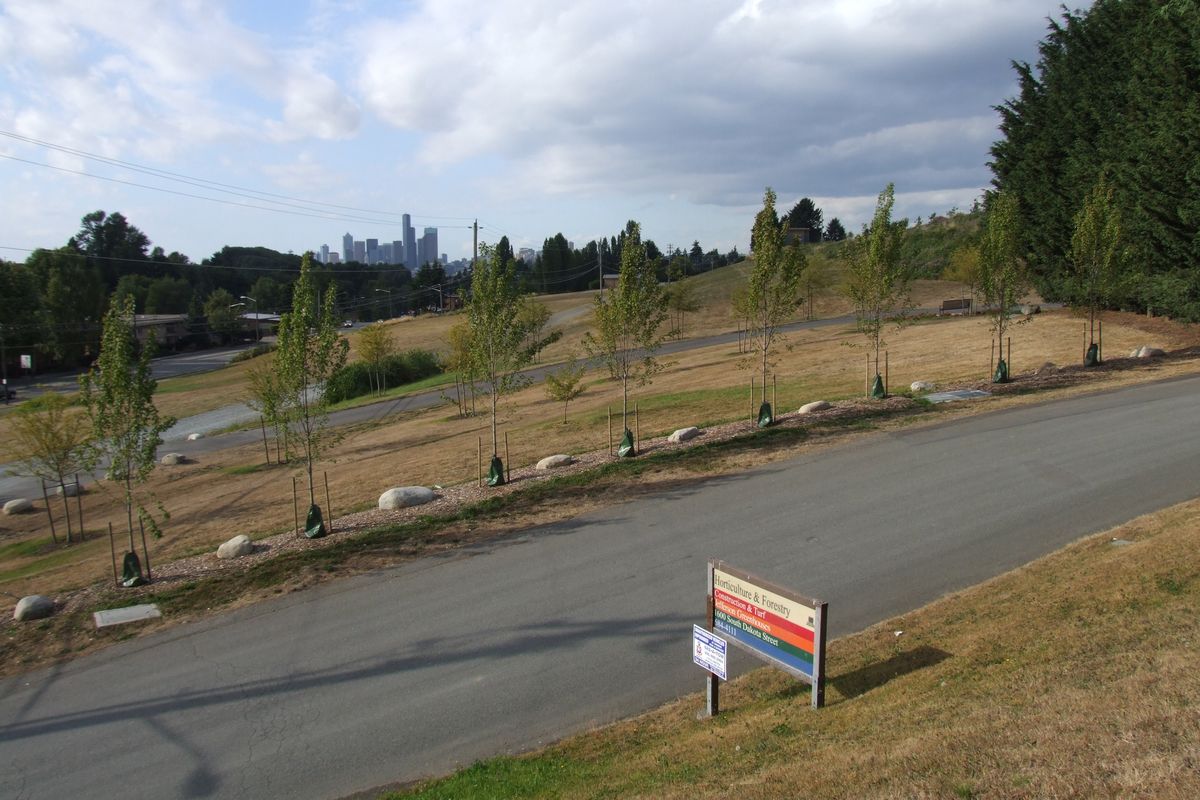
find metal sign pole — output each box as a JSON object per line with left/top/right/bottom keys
{"left": 705, "top": 562, "right": 719, "bottom": 717}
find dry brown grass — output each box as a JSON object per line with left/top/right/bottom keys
{"left": 2, "top": 305, "right": 1196, "bottom": 607}
{"left": 397, "top": 498, "right": 1200, "bottom": 799}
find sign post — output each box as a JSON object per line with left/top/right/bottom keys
{"left": 706, "top": 559, "right": 828, "bottom": 710}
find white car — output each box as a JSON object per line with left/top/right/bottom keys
{"left": 342, "top": 320, "right": 354, "bottom": 328}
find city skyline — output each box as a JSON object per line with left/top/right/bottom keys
{"left": 0, "top": 2, "right": 1075, "bottom": 265}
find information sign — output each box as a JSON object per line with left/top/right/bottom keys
{"left": 707, "top": 559, "right": 827, "bottom": 709}
{"left": 692, "top": 624, "right": 727, "bottom": 680}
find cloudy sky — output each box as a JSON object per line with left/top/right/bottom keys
{"left": 0, "top": 0, "right": 1078, "bottom": 264}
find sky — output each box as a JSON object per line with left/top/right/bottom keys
{"left": 0, "top": 0, "right": 1080, "bottom": 266}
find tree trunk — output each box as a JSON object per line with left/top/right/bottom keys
{"left": 491, "top": 387, "right": 499, "bottom": 457}
{"left": 59, "top": 480, "right": 74, "bottom": 544}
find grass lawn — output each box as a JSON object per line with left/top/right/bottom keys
{"left": 392, "top": 497, "right": 1200, "bottom": 799}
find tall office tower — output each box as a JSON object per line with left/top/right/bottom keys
{"left": 342, "top": 232, "right": 353, "bottom": 262}
{"left": 366, "top": 238, "right": 379, "bottom": 264}
{"left": 391, "top": 240, "right": 403, "bottom": 265}
{"left": 353, "top": 240, "right": 366, "bottom": 263}
{"left": 422, "top": 227, "right": 438, "bottom": 268}
{"left": 380, "top": 243, "right": 393, "bottom": 264}
{"left": 403, "top": 214, "right": 416, "bottom": 269}
{"left": 319, "top": 244, "right": 330, "bottom": 263}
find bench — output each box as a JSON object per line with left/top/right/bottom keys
{"left": 939, "top": 298, "right": 972, "bottom": 315}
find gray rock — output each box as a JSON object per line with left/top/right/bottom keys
{"left": 14, "top": 595, "right": 55, "bottom": 622}
{"left": 668, "top": 427, "right": 701, "bottom": 443}
{"left": 536, "top": 454, "right": 575, "bottom": 470}
{"left": 910, "top": 380, "right": 935, "bottom": 393}
{"left": 3, "top": 498, "right": 33, "bottom": 515}
{"left": 160, "top": 452, "right": 186, "bottom": 466}
{"left": 378, "top": 486, "right": 436, "bottom": 510}
{"left": 1137, "top": 346, "right": 1166, "bottom": 359}
{"left": 798, "top": 400, "right": 831, "bottom": 414}
{"left": 55, "top": 482, "right": 82, "bottom": 497}
{"left": 186, "top": 432, "right": 204, "bottom": 441}
{"left": 216, "top": 534, "right": 254, "bottom": 559}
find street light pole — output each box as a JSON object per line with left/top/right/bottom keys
{"left": 375, "top": 288, "right": 393, "bottom": 319}
{"left": 239, "top": 295, "right": 259, "bottom": 341}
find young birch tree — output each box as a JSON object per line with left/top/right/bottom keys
{"left": 80, "top": 295, "right": 175, "bottom": 545}
{"left": 544, "top": 353, "right": 587, "bottom": 423}
{"left": 274, "top": 253, "right": 349, "bottom": 525}
{"left": 5, "top": 393, "right": 91, "bottom": 544}
{"left": 466, "top": 242, "right": 551, "bottom": 482}
{"left": 978, "top": 191, "right": 1030, "bottom": 381}
{"left": 842, "top": 183, "right": 911, "bottom": 395}
{"left": 583, "top": 221, "right": 671, "bottom": 444}
{"left": 745, "top": 187, "right": 807, "bottom": 411}
{"left": 1071, "top": 174, "right": 1128, "bottom": 364}
{"left": 356, "top": 323, "right": 396, "bottom": 394}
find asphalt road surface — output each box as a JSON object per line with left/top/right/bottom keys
{"left": 3, "top": 374, "right": 1199, "bottom": 799}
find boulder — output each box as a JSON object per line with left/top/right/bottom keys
{"left": 536, "top": 454, "right": 575, "bottom": 470}
{"left": 216, "top": 534, "right": 254, "bottom": 559}
{"left": 798, "top": 400, "right": 831, "bottom": 414}
{"left": 160, "top": 453, "right": 186, "bottom": 466}
{"left": 668, "top": 427, "right": 701, "bottom": 443}
{"left": 3, "top": 498, "right": 33, "bottom": 515}
{"left": 378, "top": 486, "right": 436, "bottom": 510}
{"left": 14, "top": 595, "right": 55, "bottom": 622}
{"left": 910, "top": 380, "right": 935, "bottom": 393}
{"left": 1136, "top": 346, "right": 1166, "bottom": 359}
{"left": 186, "top": 432, "right": 204, "bottom": 441}
{"left": 55, "top": 482, "right": 82, "bottom": 497}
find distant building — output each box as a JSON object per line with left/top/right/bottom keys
{"left": 366, "top": 238, "right": 379, "bottom": 264}
{"left": 403, "top": 214, "right": 416, "bottom": 269}
{"left": 353, "top": 240, "right": 366, "bottom": 263}
{"left": 134, "top": 314, "right": 188, "bottom": 349}
{"left": 319, "top": 244, "right": 330, "bottom": 263}
{"left": 392, "top": 239, "right": 404, "bottom": 266}
{"left": 342, "top": 232, "right": 353, "bottom": 263}
{"left": 327, "top": 252, "right": 340, "bottom": 264}
{"left": 380, "top": 242, "right": 393, "bottom": 264}
{"left": 418, "top": 227, "right": 438, "bottom": 268}
{"left": 783, "top": 226, "right": 816, "bottom": 245}
{"left": 518, "top": 247, "right": 536, "bottom": 263}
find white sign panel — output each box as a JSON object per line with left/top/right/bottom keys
{"left": 692, "top": 624, "right": 727, "bottom": 680}
{"left": 20, "top": 354, "right": 32, "bottom": 369}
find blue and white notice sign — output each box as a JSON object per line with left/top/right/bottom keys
{"left": 692, "top": 625, "right": 727, "bottom": 680}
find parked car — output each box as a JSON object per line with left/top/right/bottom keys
{"left": 342, "top": 320, "right": 354, "bottom": 328}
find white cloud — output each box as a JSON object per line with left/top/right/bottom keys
{"left": 0, "top": 0, "right": 360, "bottom": 159}
{"left": 355, "top": 0, "right": 1058, "bottom": 207}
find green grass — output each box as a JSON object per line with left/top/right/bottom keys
{"left": 0, "top": 537, "right": 105, "bottom": 585}
{"left": 222, "top": 463, "right": 265, "bottom": 476}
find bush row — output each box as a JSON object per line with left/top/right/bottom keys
{"left": 325, "top": 349, "right": 442, "bottom": 403}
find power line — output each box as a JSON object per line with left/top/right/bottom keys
{"left": 0, "top": 129, "right": 477, "bottom": 225}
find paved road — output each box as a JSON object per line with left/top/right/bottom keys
{"left": 3, "top": 374, "right": 1199, "bottom": 799}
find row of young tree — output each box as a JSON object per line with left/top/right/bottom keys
{"left": 991, "top": 0, "right": 1200, "bottom": 321}
{"left": 6, "top": 253, "right": 351, "bottom": 563}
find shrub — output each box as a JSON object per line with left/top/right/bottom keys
{"left": 229, "top": 342, "right": 276, "bottom": 363}
{"left": 325, "top": 349, "right": 442, "bottom": 403}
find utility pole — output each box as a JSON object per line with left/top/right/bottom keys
{"left": 473, "top": 219, "right": 478, "bottom": 271}
{"left": 598, "top": 247, "right": 603, "bottom": 301}
{"left": 0, "top": 324, "right": 8, "bottom": 405}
